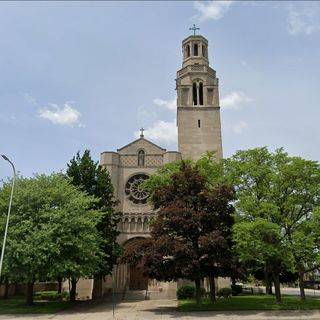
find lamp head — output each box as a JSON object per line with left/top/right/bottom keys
{"left": 1, "top": 155, "right": 9, "bottom": 161}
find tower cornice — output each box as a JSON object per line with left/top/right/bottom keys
{"left": 182, "top": 35, "right": 208, "bottom": 44}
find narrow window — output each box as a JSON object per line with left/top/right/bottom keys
{"left": 194, "top": 43, "right": 198, "bottom": 56}
{"left": 202, "top": 45, "right": 207, "bottom": 58}
{"left": 199, "top": 82, "right": 203, "bottom": 105}
{"left": 198, "top": 119, "right": 201, "bottom": 128}
{"left": 186, "top": 45, "right": 190, "bottom": 58}
{"left": 192, "top": 83, "right": 198, "bottom": 105}
{"left": 138, "top": 150, "right": 145, "bottom": 167}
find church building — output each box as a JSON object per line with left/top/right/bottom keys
{"left": 97, "top": 30, "right": 224, "bottom": 299}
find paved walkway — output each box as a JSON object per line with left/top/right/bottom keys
{"left": 2, "top": 299, "right": 320, "bottom": 320}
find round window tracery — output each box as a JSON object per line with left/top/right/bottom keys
{"left": 125, "top": 174, "right": 149, "bottom": 204}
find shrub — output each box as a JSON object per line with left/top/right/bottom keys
{"left": 34, "top": 291, "right": 69, "bottom": 301}
{"left": 217, "top": 287, "right": 232, "bottom": 298}
{"left": 176, "top": 285, "right": 206, "bottom": 300}
{"left": 231, "top": 284, "right": 243, "bottom": 296}
{"left": 177, "top": 285, "right": 196, "bottom": 300}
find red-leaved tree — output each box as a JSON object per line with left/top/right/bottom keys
{"left": 121, "top": 162, "right": 235, "bottom": 304}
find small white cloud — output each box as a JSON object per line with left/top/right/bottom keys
{"left": 39, "top": 102, "right": 82, "bottom": 127}
{"left": 137, "top": 105, "right": 157, "bottom": 122}
{"left": 193, "top": 0, "right": 234, "bottom": 22}
{"left": 233, "top": 120, "right": 248, "bottom": 134}
{"left": 287, "top": 5, "right": 320, "bottom": 35}
{"left": 153, "top": 98, "right": 176, "bottom": 111}
{"left": 221, "top": 91, "right": 252, "bottom": 110}
{"left": 134, "top": 120, "right": 177, "bottom": 145}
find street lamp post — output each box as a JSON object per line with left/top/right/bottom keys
{"left": 0, "top": 155, "right": 16, "bottom": 279}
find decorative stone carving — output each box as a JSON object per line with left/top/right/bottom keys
{"left": 125, "top": 174, "right": 149, "bottom": 204}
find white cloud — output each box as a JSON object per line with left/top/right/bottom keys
{"left": 137, "top": 105, "right": 157, "bottom": 123}
{"left": 233, "top": 120, "right": 248, "bottom": 134}
{"left": 193, "top": 0, "right": 234, "bottom": 22}
{"left": 134, "top": 120, "right": 177, "bottom": 145}
{"left": 287, "top": 5, "right": 320, "bottom": 35}
{"left": 221, "top": 91, "right": 252, "bottom": 110}
{"left": 153, "top": 98, "right": 176, "bottom": 111}
{"left": 38, "top": 102, "right": 82, "bottom": 127}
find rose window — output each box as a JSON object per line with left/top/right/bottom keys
{"left": 125, "top": 174, "right": 149, "bottom": 204}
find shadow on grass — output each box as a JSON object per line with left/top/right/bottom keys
{"left": 0, "top": 296, "right": 79, "bottom": 315}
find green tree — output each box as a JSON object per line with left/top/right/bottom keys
{"left": 233, "top": 219, "right": 293, "bottom": 303}
{"left": 226, "top": 147, "right": 320, "bottom": 302}
{"left": 0, "top": 174, "right": 104, "bottom": 305}
{"left": 66, "top": 150, "right": 121, "bottom": 298}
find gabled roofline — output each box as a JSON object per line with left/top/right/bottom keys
{"left": 117, "top": 137, "right": 166, "bottom": 152}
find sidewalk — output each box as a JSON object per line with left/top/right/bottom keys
{"left": 1, "top": 299, "right": 320, "bottom": 320}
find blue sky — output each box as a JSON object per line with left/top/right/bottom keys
{"left": 1, "top": 1, "right": 320, "bottom": 178}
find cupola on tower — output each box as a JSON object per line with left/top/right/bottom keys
{"left": 176, "top": 28, "right": 223, "bottom": 160}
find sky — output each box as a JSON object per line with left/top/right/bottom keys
{"left": 1, "top": 1, "right": 320, "bottom": 179}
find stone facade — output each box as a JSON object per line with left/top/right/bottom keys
{"left": 177, "top": 35, "right": 223, "bottom": 160}
{"left": 85, "top": 33, "right": 226, "bottom": 300}
{"left": 100, "top": 138, "right": 181, "bottom": 247}
{"left": 99, "top": 137, "right": 181, "bottom": 297}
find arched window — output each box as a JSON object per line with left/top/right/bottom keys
{"left": 138, "top": 149, "right": 145, "bottom": 167}
{"left": 194, "top": 43, "right": 198, "bottom": 56}
{"left": 192, "top": 83, "right": 198, "bottom": 105}
{"left": 186, "top": 45, "right": 190, "bottom": 58}
{"left": 202, "top": 45, "right": 207, "bottom": 58}
{"left": 199, "top": 82, "right": 204, "bottom": 105}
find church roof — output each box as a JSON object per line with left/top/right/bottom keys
{"left": 117, "top": 137, "right": 166, "bottom": 154}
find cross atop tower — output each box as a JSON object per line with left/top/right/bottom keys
{"left": 189, "top": 24, "right": 200, "bottom": 36}
{"left": 140, "top": 127, "right": 145, "bottom": 138}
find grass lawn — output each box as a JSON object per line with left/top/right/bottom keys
{"left": 0, "top": 296, "right": 73, "bottom": 314}
{"left": 179, "top": 295, "right": 320, "bottom": 312}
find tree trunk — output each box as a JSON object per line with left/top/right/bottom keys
{"left": 265, "top": 271, "right": 270, "bottom": 295}
{"left": 268, "top": 282, "right": 273, "bottom": 295}
{"left": 3, "top": 279, "right": 9, "bottom": 299}
{"left": 14, "top": 282, "right": 19, "bottom": 296}
{"left": 57, "top": 277, "right": 62, "bottom": 294}
{"left": 26, "top": 282, "right": 34, "bottom": 306}
{"left": 92, "top": 275, "right": 103, "bottom": 300}
{"left": 70, "top": 278, "right": 77, "bottom": 302}
{"left": 298, "top": 267, "right": 306, "bottom": 300}
{"left": 194, "top": 278, "right": 201, "bottom": 305}
{"left": 265, "top": 263, "right": 272, "bottom": 295}
{"left": 273, "top": 273, "right": 281, "bottom": 304}
{"left": 231, "top": 277, "right": 236, "bottom": 286}
{"left": 209, "top": 276, "right": 216, "bottom": 303}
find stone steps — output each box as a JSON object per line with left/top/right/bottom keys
{"left": 123, "top": 290, "right": 148, "bottom": 301}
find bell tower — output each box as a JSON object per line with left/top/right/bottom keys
{"left": 176, "top": 27, "right": 223, "bottom": 160}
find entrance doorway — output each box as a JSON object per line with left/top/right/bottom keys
{"left": 129, "top": 265, "right": 148, "bottom": 290}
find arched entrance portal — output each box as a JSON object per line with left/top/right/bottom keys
{"left": 124, "top": 237, "right": 149, "bottom": 291}
{"left": 129, "top": 264, "right": 148, "bottom": 290}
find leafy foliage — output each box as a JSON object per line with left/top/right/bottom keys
{"left": 226, "top": 147, "right": 320, "bottom": 302}
{"left": 66, "top": 150, "right": 121, "bottom": 277}
{"left": 122, "top": 158, "right": 235, "bottom": 304}
{"left": 217, "top": 287, "right": 232, "bottom": 298}
{"left": 0, "top": 174, "right": 104, "bottom": 304}
{"left": 231, "top": 284, "right": 242, "bottom": 296}
{"left": 177, "top": 285, "right": 206, "bottom": 300}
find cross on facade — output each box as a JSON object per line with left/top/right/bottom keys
{"left": 140, "top": 127, "right": 145, "bottom": 138}
{"left": 189, "top": 24, "right": 200, "bottom": 36}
